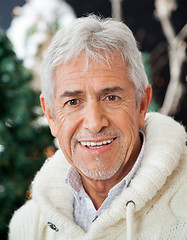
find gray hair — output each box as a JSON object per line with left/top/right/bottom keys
{"left": 41, "top": 15, "right": 149, "bottom": 113}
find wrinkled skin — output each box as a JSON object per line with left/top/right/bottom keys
{"left": 41, "top": 54, "right": 152, "bottom": 208}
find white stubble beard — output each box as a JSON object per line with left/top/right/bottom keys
{"left": 70, "top": 130, "right": 125, "bottom": 180}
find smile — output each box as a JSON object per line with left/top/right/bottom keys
{"left": 80, "top": 138, "right": 116, "bottom": 149}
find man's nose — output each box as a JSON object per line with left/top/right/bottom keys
{"left": 82, "top": 102, "right": 109, "bottom": 133}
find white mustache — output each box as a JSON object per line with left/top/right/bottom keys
{"left": 72, "top": 129, "right": 121, "bottom": 142}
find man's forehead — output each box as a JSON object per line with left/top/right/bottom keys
{"left": 54, "top": 55, "right": 127, "bottom": 79}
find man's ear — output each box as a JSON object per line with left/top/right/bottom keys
{"left": 40, "top": 95, "right": 58, "bottom": 137}
{"left": 138, "top": 84, "right": 152, "bottom": 127}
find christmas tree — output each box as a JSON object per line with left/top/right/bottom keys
{"left": 142, "top": 52, "right": 160, "bottom": 112}
{"left": 0, "top": 29, "right": 55, "bottom": 239}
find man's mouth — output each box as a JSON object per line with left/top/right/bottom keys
{"left": 80, "top": 138, "right": 116, "bottom": 149}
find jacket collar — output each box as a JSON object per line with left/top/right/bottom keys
{"left": 32, "top": 112, "right": 186, "bottom": 237}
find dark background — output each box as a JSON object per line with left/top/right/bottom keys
{"left": 0, "top": 0, "right": 186, "bottom": 125}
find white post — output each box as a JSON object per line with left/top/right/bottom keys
{"left": 110, "top": 0, "right": 124, "bottom": 21}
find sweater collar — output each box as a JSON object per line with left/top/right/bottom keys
{"left": 32, "top": 112, "right": 186, "bottom": 237}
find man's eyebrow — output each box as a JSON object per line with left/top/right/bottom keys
{"left": 101, "top": 86, "right": 124, "bottom": 93}
{"left": 60, "top": 87, "right": 124, "bottom": 98}
{"left": 61, "top": 90, "right": 83, "bottom": 98}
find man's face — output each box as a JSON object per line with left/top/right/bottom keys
{"left": 42, "top": 54, "right": 150, "bottom": 181}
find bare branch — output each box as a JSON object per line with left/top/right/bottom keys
{"left": 110, "top": 0, "right": 124, "bottom": 21}
{"left": 155, "top": 0, "right": 186, "bottom": 115}
{"left": 177, "top": 23, "right": 187, "bottom": 41}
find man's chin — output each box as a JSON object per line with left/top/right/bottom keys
{"left": 75, "top": 163, "right": 121, "bottom": 181}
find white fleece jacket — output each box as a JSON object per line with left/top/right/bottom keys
{"left": 9, "top": 113, "right": 187, "bottom": 240}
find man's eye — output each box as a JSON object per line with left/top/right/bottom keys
{"left": 67, "top": 99, "right": 79, "bottom": 106}
{"left": 106, "top": 95, "right": 119, "bottom": 101}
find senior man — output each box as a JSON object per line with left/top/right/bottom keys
{"left": 9, "top": 15, "right": 187, "bottom": 240}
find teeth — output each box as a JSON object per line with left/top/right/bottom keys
{"left": 80, "top": 139, "right": 114, "bottom": 148}
{"left": 81, "top": 142, "right": 87, "bottom": 146}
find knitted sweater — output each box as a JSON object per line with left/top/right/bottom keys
{"left": 9, "top": 113, "right": 187, "bottom": 240}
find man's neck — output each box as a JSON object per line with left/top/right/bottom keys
{"left": 81, "top": 138, "right": 142, "bottom": 210}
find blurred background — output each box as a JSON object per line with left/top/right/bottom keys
{"left": 0, "top": 0, "right": 186, "bottom": 239}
